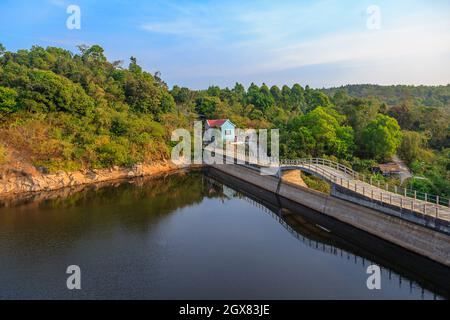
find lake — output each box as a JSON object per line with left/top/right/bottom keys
{"left": 0, "top": 169, "right": 448, "bottom": 299}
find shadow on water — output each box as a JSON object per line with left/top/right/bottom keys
{"left": 205, "top": 168, "right": 450, "bottom": 299}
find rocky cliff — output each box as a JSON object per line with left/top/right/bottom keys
{"left": 0, "top": 161, "right": 184, "bottom": 195}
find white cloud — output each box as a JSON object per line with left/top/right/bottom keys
{"left": 263, "top": 22, "right": 450, "bottom": 73}
{"left": 141, "top": 20, "right": 222, "bottom": 40}
{"left": 137, "top": 1, "right": 450, "bottom": 87}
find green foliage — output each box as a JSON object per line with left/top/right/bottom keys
{"left": 408, "top": 177, "right": 437, "bottom": 195}
{"left": 302, "top": 173, "right": 331, "bottom": 194}
{"left": 247, "top": 83, "right": 275, "bottom": 112}
{"left": 398, "top": 130, "right": 428, "bottom": 164}
{"left": 351, "top": 157, "right": 378, "bottom": 173}
{"left": 334, "top": 95, "right": 380, "bottom": 141}
{"left": 287, "top": 107, "right": 355, "bottom": 158}
{"left": 124, "top": 71, "right": 162, "bottom": 115}
{"left": 0, "top": 86, "right": 18, "bottom": 118}
{"left": 361, "top": 114, "right": 402, "bottom": 161}
{"left": 0, "top": 45, "right": 187, "bottom": 171}
{"left": 26, "top": 69, "right": 95, "bottom": 115}
{"left": 159, "top": 90, "right": 175, "bottom": 114}
{"left": 408, "top": 149, "right": 450, "bottom": 198}
{"left": 328, "top": 85, "right": 450, "bottom": 150}
{"left": 324, "top": 84, "right": 450, "bottom": 109}
{"left": 304, "top": 89, "right": 331, "bottom": 112}
{"left": 195, "top": 96, "right": 223, "bottom": 119}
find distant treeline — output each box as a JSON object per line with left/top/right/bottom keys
{"left": 323, "top": 84, "right": 450, "bottom": 109}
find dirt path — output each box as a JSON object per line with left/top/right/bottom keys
{"left": 392, "top": 155, "right": 412, "bottom": 183}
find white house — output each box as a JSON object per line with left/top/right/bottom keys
{"left": 205, "top": 119, "right": 236, "bottom": 142}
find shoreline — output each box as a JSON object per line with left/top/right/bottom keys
{"left": 0, "top": 160, "right": 202, "bottom": 198}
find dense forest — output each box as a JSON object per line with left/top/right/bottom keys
{"left": 0, "top": 43, "right": 190, "bottom": 171}
{"left": 0, "top": 44, "right": 449, "bottom": 197}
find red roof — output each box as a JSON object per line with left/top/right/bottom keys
{"left": 206, "top": 119, "right": 228, "bottom": 128}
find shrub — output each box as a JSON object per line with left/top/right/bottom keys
{"left": 302, "top": 173, "right": 331, "bottom": 194}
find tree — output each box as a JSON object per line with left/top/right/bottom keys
{"left": 0, "top": 43, "right": 6, "bottom": 57}
{"left": 387, "top": 102, "right": 414, "bottom": 130}
{"left": 361, "top": 114, "right": 402, "bottom": 161}
{"left": 26, "top": 69, "right": 95, "bottom": 115}
{"left": 280, "top": 85, "right": 291, "bottom": 110}
{"left": 232, "top": 83, "right": 246, "bottom": 104}
{"left": 124, "top": 71, "right": 162, "bottom": 115}
{"left": 171, "top": 85, "right": 191, "bottom": 104}
{"left": 270, "top": 85, "right": 281, "bottom": 103}
{"left": 246, "top": 83, "right": 274, "bottom": 112}
{"left": 260, "top": 83, "right": 275, "bottom": 109}
{"left": 153, "top": 71, "right": 168, "bottom": 89}
{"left": 82, "top": 45, "right": 107, "bottom": 63}
{"left": 0, "top": 86, "right": 18, "bottom": 118}
{"left": 304, "top": 90, "right": 331, "bottom": 113}
{"left": 195, "top": 96, "right": 222, "bottom": 119}
{"left": 399, "top": 130, "right": 427, "bottom": 164}
{"left": 207, "top": 85, "right": 221, "bottom": 97}
{"left": 290, "top": 84, "right": 305, "bottom": 112}
{"left": 337, "top": 97, "right": 379, "bottom": 142}
{"left": 128, "top": 56, "right": 142, "bottom": 74}
{"left": 159, "top": 90, "right": 175, "bottom": 114}
{"left": 289, "top": 107, "right": 355, "bottom": 158}
{"left": 419, "top": 107, "right": 450, "bottom": 149}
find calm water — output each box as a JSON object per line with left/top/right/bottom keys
{"left": 0, "top": 169, "right": 448, "bottom": 299}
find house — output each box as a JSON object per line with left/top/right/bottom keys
{"left": 373, "top": 163, "right": 402, "bottom": 177}
{"left": 205, "top": 119, "right": 236, "bottom": 142}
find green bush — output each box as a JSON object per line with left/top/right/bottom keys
{"left": 302, "top": 173, "right": 331, "bottom": 194}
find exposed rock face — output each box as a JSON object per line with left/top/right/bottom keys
{"left": 0, "top": 160, "right": 183, "bottom": 195}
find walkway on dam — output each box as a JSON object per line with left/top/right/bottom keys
{"left": 210, "top": 147, "right": 450, "bottom": 222}
{"left": 278, "top": 158, "right": 450, "bottom": 222}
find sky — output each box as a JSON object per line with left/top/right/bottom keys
{"left": 1, "top": 0, "right": 450, "bottom": 89}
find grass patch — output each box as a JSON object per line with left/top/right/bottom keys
{"left": 302, "top": 173, "right": 331, "bottom": 194}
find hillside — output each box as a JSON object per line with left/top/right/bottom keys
{"left": 0, "top": 44, "right": 190, "bottom": 174}
{"left": 0, "top": 44, "right": 448, "bottom": 197}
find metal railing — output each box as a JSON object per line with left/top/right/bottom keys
{"left": 206, "top": 149, "right": 449, "bottom": 219}
{"left": 280, "top": 158, "right": 360, "bottom": 179}
{"left": 277, "top": 158, "right": 449, "bottom": 220}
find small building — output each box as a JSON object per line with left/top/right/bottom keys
{"left": 205, "top": 119, "right": 236, "bottom": 142}
{"left": 373, "top": 163, "right": 402, "bottom": 177}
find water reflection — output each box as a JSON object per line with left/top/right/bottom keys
{"left": 0, "top": 169, "right": 448, "bottom": 299}
{"left": 204, "top": 169, "right": 449, "bottom": 300}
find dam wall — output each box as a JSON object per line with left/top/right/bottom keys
{"left": 211, "top": 163, "right": 450, "bottom": 267}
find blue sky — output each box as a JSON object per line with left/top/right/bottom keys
{"left": 1, "top": 0, "right": 449, "bottom": 89}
